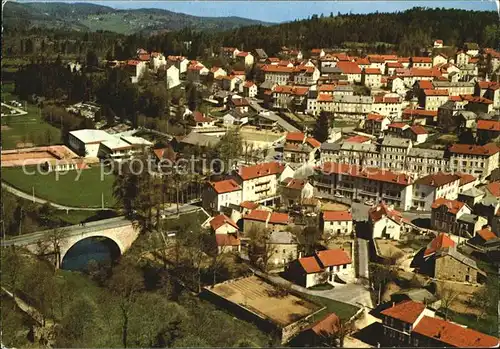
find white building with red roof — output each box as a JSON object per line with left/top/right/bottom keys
{"left": 287, "top": 248, "right": 352, "bottom": 288}
{"left": 412, "top": 173, "right": 461, "bottom": 211}
{"left": 420, "top": 89, "right": 450, "bottom": 111}
{"left": 261, "top": 64, "right": 295, "bottom": 85}
{"left": 210, "top": 66, "right": 227, "bottom": 79}
{"left": 363, "top": 113, "right": 391, "bottom": 136}
{"left": 242, "top": 81, "right": 258, "bottom": 98}
{"left": 242, "top": 209, "right": 290, "bottom": 233}
{"left": 411, "top": 56, "right": 433, "bottom": 69}
{"left": 236, "top": 51, "right": 254, "bottom": 67}
{"left": 315, "top": 163, "right": 413, "bottom": 210}
{"left": 283, "top": 132, "right": 321, "bottom": 164}
{"left": 336, "top": 61, "right": 362, "bottom": 83}
{"left": 233, "top": 162, "right": 294, "bottom": 204}
{"left": 449, "top": 143, "right": 500, "bottom": 178}
{"left": 167, "top": 55, "right": 189, "bottom": 74}
{"left": 368, "top": 202, "right": 411, "bottom": 240}
{"left": 126, "top": 60, "right": 148, "bottom": 83}
{"left": 220, "top": 47, "right": 241, "bottom": 60}
{"left": 202, "top": 179, "right": 242, "bottom": 213}
{"left": 321, "top": 210, "right": 353, "bottom": 236}
{"left": 281, "top": 178, "right": 314, "bottom": 208}
{"left": 372, "top": 94, "right": 403, "bottom": 119}
{"left": 361, "top": 67, "right": 382, "bottom": 88}
{"left": 430, "top": 198, "right": 484, "bottom": 238}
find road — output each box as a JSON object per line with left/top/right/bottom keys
{"left": 1, "top": 182, "right": 110, "bottom": 211}
{"left": 357, "top": 238, "right": 370, "bottom": 280}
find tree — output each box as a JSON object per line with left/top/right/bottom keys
{"left": 217, "top": 128, "right": 243, "bottom": 174}
{"left": 86, "top": 50, "right": 99, "bottom": 69}
{"left": 369, "top": 262, "right": 395, "bottom": 305}
{"left": 313, "top": 111, "right": 330, "bottom": 143}
{"left": 438, "top": 284, "right": 460, "bottom": 320}
{"left": 108, "top": 260, "right": 145, "bottom": 348}
{"left": 467, "top": 276, "right": 498, "bottom": 323}
{"left": 293, "top": 225, "right": 323, "bottom": 256}
{"left": 247, "top": 226, "right": 274, "bottom": 272}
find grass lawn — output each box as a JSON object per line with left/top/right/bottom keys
{"left": 299, "top": 293, "right": 360, "bottom": 322}
{"left": 333, "top": 119, "right": 359, "bottom": 128}
{"left": 2, "top": 165, "right": 117, "bottom": 208}
{"left": 442, "top": 308, "right": 498, "bottom": 337}
{"left": 1, "top": 84, "right": 61, "bottom": 150}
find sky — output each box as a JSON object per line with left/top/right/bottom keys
{"left": 19, "top": 1, "right": 500, "bottom": 23}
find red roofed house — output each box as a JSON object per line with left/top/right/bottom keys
{"left": 286, "top": 249, "right": 352, "bottom": 288}
{"left": 283, "top": 132, "right": 321, "bottom": 164}
{"left": 315, "top": 162, "right": 414, "bottom": 210}
{"left": 477, "top": 120, "right": 500, "bottom": 144}
{"left": 186, "top": 62, "right": 209, "bottom": 82}
{"left": 411, "top": 56, "right": 433, "bottom": 69}
{"left": 413, "top": 173, "right": 461, "bottom": 211}
{"left": 381, "top": 300, "right": 499, "bottom": 348}
{"left": 209, "top": 214, "right": 241, "bottom": 253}
{"left": 236, "top": 51, "right": 254, "bottom": 67}
{"left": 386, "top": 122, "right": 410, "bottom": 137}
{"left": 191, "top": 111, "right": 216, "bottom": 129}
{"left": 209, "top": 214, "right": 239, "bottom": 235}
{"left": 364, "top": 113, "right": 390, "bottom": 136}
{"left": 344, "top": 135, "right": 371, "bottom": 144}
{"left": 293, "top": 313, "right": 341, "bottom": 347}
{"left": 404, "top": 125, "right": 429, "bottom": 144}
{"left": 261, "top": 64, "right": 295, "bottom": 85}
{"left": 449, "top": 143, "right": 500, "bottom": 178}
{"left": 336, "top": 61, "right": 362, "bottom": 83}
{"left": 434, "top": 39, "right": 444, "bottom": 48}
{"left": 166, "top": 55, "right": 189, "bottom": 74}
{"left": 420, "top": 89, "right": 450, "bottom": 111}
{"left": 233, "top": 162, "right": 294, "bottom": 204}
{"left": 202, "top": 179, "right": 242, "bottom": 213}
{"left": 369, "top": 202, "right": 411, "bottom": 240}
{"left": 361, "top": 67, "right": 382, "bottom": 88}
{"left": 423, "top": 232, "right": 456, "bottom": 258}
{"left": 430, "top": 198, "right": 480, "bottom": 237}
{"left": 432, "top": 53, "right": 448, "bottom": 67}
{"left": 242, "top": 81, "right": 258, "bottom": 98}
{"left": 220, "top": 47, "right": 241, "bottom": 60}
{"left": 281, "top": 178, "right": 314, "bottom": 208}
{"left": 483, "top": 82, "right": 500, "bottom": 109}
{"left": 210, "top": 66, "right": 227, "bottom": 79}
{"left": 126, "top": 60, "right": 148, "bottom": 84}
{"left": 242, "top": 209, "right": 290, "bottom": 233}
{"left": 321, "top": 210, "right": 353, "bottom": 236}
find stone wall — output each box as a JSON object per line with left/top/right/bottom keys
{"left": 435, "top": 255, "right": 477, "bottom": 283}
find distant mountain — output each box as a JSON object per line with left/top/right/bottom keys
{"left": 3, "top": 2, "right": 272, "bottom": 34}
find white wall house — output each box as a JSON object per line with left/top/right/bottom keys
{"left": 165, "top": 64, "right": 181, "bottom": 89}
{"left": 412, "top": 173, "right": 461, "bottom": 211}
{"left": 322, "top": 211, "right": 353, "bottom": 236}
{"left": 68, "top": 129, "right": 116, "bottom": 157}
{"left": 98, "top": 135, "right": 153, "bottom": 162}
{"left": 368, "top": 203, "right": 410, "bottom": 241}
{"left": 202, "top": 179, "right": 242, "bottom": 213}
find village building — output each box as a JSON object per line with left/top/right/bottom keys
{"left": 202, "top": 179, "right": 243, "bottom": 213}
{"left": 272, "top": 85, "right": 309, "bottom": 112}
{"left": 166, "top": 55, "right": 189, "bottom": 74}
{"left": 242, "top": 209, "right": 290, "bottom": 233}
{"left": 412, "top": 173, "right": 461, "bottom": 211}
{"left": 411, "top": 57, "right": 433, "bottom": 69}
{"left": 406, "top": 148, "right": 448, "bottom": 175}
{"left": 261, "top": 65, "right": 294, "bottom": 85}
{"left": 361, "top": 68, "right": 382, "bottom": 88}
{"left": 420, "top": 89, "right": 449, "bottom": 111}
{"left": 431, "top": 198, "right": 487, "bottom": 239}
{"left": 380, "top": 137, "right": 412, "bottom": 171}
{"left": 267, "top": 230, "right": 299, "bottom": 271}
{"left": 283, "top": 132, "right": 321, "bottom": 164}
{"left": 321, "top": 210, "right": 353, "bottom": 236}
{"left": 332, "top": 95, "right": 373, "bottom": 119}
{"left": 449, "top": 143, "right": 500, "bottom": 178}
{"left": 369, "top": 203, "right": 411, "bottom": 240}
{"left": 432, "top": 81, "right": 474, "bottom": 96}
{"left": 280, "top": 178, "right": 314, "bottom": 208}
{"left": 477, "top": 119, "right": 500, "bottom": 144}
{"left": 236, "top": 51, "right": 254, "bottom": 67}
{"left": 372, "top": 94, "right": 403, "bottom": 119}
{"left": 380, "top": 300, "right": 498, "bottom": 347}
{"left": 336, "top": 61, "right": 362, "bottom": 83}
{"left": 220, "top": 47, "right": 241, "bottom": 60}
{"left": 314, "top": 162, "right": 413, "bottom": 210}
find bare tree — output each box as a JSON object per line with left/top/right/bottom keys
{"left": 247, "top": 226, "right": 275, "bottom": 272}
{"left": 439, "top": 284, "right": 460, "bottom": 320}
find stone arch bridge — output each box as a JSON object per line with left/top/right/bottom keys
{"left": 2, "top": 217, "right": 139, "bottom": 268}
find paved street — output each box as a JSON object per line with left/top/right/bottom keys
{"left": 357, "top": 238, "right": 370, "bottom": 280}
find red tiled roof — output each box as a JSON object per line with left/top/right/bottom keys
{"left": 167, "top": 55, "right": 186, "bottom": 61}
{"left": 298, "top": 256, "right": 323, "bottom": 273}
{"left": 244, "top": 209, "right": 270, "bottom": 222}
{"left": 319, "top": 162, "right": 412, "bottom": 185}
{"left": 336, "top": 61, "right": 362, "bottom": 74}
{"left": 317, "top": 93, "right": 333, "bottom": 102}
{"left": 374, "top": 95, "right": 401, "bottom": 104}
{"left": 210, "top": 214, "right": 239, "bottom": 231}
{"left": 449, "top": 95, "right": 462, "bottom": 101}
{"left": 215, "top": 234, "right": 241, "bottom": 247}
{"left": 486, "top": 181, "right": 500, "bottom": 197}
{"left": 318, "top": 84, "right": 336, "bottom": 92}
{"left": 449, "top": 143, "right": 500, "bottom": 156}
{"left": 435, "top": 40, "right": 443, "bottom": 44}
{"left": 460, "top": 95, "right": 493, "bottom": 104}
{"left": 355, "top": 57, "right": 370, "bottom": 65}
{"left": 368, "top": 202, "right": 405, "bottom": 224}
{"left": 412, "top": 56, "right": 432, "bottom": 63}
{"left": 269, "top": 212, "right": 290, "bottom": 224}
{"left": 456, "top": 173, "right": 476, "bottom": 186}
{"left": 477, "top": 227, "right": 497, "bottom": 241}
{"left": 415, "top": 172, "right": 460, "bottom": 187}
{"left": 240, "top": 201, "right": 259, "bottom": 210}
{"left": 386, "top": 62, "right": 403, "bottom": 68}
{"left": 478, "top": 81, "right": 500, "bottom": 90}
{"left": 417, "top": 80, "right": 434, "bottom": 90}
{"left": 344, "top": 135, "right": 371, "bottom": 143}
{"left": 316, "top": 249, "right": 351, "bottom": 267}
{"left": 388, "top": 122, "right": 409, "bottom": 129}
{"left": 238, "top": 162, "right": 285, "bottom": 180}
{"left": 261, "top": 65, "right": 294, "bottom": 73}
{"left": 209, "top": 179, "right": 241, "bottom": 194}
{"left": 403, "top": 109, "right": 437, "bottom": 118}
{"left": 138, "top": 54, "right": 151, "bottom": 61}
{"left": 431, "top": 198, "right": 465, "bottom": 215}
{"left": 193, "top": 111, "right": 214, "bottom": 123}
{"left": 127, "top": 60, "right": 142, "bottom": 66}
{"left": 236, "top": 51, "right": 250, "bottom": 57}
{"left": 286, "top": 178, "right": 307, "bottom": 190}
{"left": 364, "top": 68, "right": 381, "bottom": 74}
{"left": 398, "top": 57, "right": 410, "bottom": 63}
{"left": 477, "top": 120, "right": 500, "bottom": 132}
{"left": 424, "top": 89, "right": 449, "bottom": 96}
{"left": 366, "top": 113, "right": 386, "bottom": 122}
{"left": 286, "top": 132, "right": 306, "bottom": 142}
{"left": 243, "top": 81, "right": 255, "bottom": 88}
{"left": 413, "top": 315, "right": 500, "bottom": 348}
{"left": 307, "top": 313, "right": 340, "bottom": 337}
{"left": 323, "top": 211, "right": 352, "bottom": 221}
{"left": 410, "top": 125, "right": 428, "bottom": 135}
{"left": 424, "top": 232, "right": 456, "bottom": 257}
{"left": 380, "top": 300, "right": 426, "bottom": 324}
{"left": 274, "top": 85, "right": 309, "bottom": 96}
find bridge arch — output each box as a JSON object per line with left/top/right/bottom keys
{"left": 60, "top": 234, "right": 123, "bottom": 270}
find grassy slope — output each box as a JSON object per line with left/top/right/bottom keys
{"left": 1, "top": 83, "right": 61, "bottom": 150}
{"left": 1, "top": 166, "right": 116, "bottom": 208}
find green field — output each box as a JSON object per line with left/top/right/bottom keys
{"left": 2, "top": 166, "right": 116, "bottom": 208}
{"left": 1, "top": 83, "right": 61, "bottom": 150}
{"left": 299, "top": 293, "right": 360, "bottom": 322}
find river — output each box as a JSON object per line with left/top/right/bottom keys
{"left": 60, "top": 237, "right": 120, "bottom": 271}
